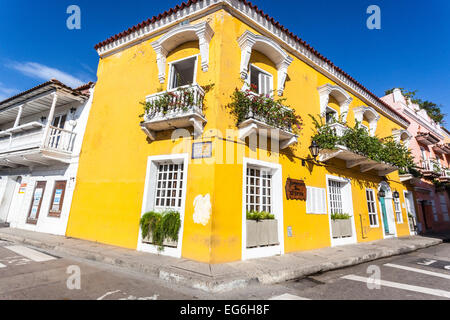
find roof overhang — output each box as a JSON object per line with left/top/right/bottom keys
{"left": 416, "top": 132, "right": 440, "bottom": 145}
{"left": 0, "top": 80, "right": 88, "bottom": 125}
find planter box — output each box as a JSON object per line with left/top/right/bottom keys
{"left": 331, "top": 219, "right": 352, "bottom": 238}
{"left": 246, "top": 219, "right": 279, "bottom": 248}
{"left": 142, "top": 232, "right": 178, "bottom": 248}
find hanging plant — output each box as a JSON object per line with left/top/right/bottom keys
{"left": 227, "top": 88, "right": 303, "bottom": 134}
{"left": 139, "top": 210, "right": 181, "bottom": 251}
{"left": 309, "top": 113, "right": 415, "bottom": 169}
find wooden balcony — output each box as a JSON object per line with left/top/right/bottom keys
{"left": 0, "top": 124, "right": 76, "bottom": 168}
{"left": 140, "top": 84, "right": 207, "bottom": 140}
{"left": 419, "top": 159, "right": 441, "bottom": 178}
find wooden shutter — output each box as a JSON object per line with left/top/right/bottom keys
{"left": 48, "top": 181, "right": 67, "bottom": 217}
{"left": 306, "top": 186, "right": 327, "bottom": 214}
{"left": 258, "top": 72, "right": 272, "bottom": 96}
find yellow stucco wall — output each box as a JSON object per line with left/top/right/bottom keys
{"left": 66, "top": 9, "right": 412, "bottom": 263}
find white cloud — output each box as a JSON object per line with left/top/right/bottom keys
{"left": 0, "top": 82, "right": 19, "bottom": 101}
{"left": 8, "top": 61, "right": 86, "bottom": 88}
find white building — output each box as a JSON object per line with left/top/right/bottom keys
{"left": 0, "top": 79, "right": 94, "bottom": 235}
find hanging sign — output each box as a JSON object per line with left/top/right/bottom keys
{"left": 285, "top": 178, "right": 307, "bottom": 200}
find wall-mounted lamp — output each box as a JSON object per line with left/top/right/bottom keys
{"left": 378, "top": 190, "right": 386, "bottom": 198}
{"left": 309, "top": 141, "right": 320, "bottom": 160}
{"left": 70, "top": 107, "right": 77, "bottom": 114}
{"left": 40, "top": 116, "right": 46, "bottom": 123}
{"left": 393, "top": 191, "right": 400, "bottom": 199}
{"left": 302, "top": 141, "right": 321, "bottom": 167}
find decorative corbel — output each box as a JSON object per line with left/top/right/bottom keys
{"left": 196, "top": 22, "right": 214, "bottom": 72}
{"left": 276, "top": 56, "right": 293, "bottom": 96}
{"left": 151, "top": 43, "right": 168, "bottom": 84}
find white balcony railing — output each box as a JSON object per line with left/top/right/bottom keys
{"left": 140, "top": 84, "right": 206, "bottom": 140}
{"left": 0, "top": 122, "right": 76, "bottom": 160}
{"left": 243, "top": 91, "right": 294, "bottom": 133}
{"left": 327, "top": 122, "right": 348, "bottom": 138}
{"left": 44, "top": 126, "right": 77, "bottom": 152}
{"left": 143, "top": 84, "right": 205, "bottom": 122}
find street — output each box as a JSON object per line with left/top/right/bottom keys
{"left": 0, "top": 238, "right": 449, "bottom": 300}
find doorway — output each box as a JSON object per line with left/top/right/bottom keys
{"left": 0, "top": 176, "right": 21, "bottom": 223}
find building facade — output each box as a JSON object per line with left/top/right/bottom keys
{"left": 382, "top": 89, "right": 450, "bottom": 233}
{"left": 66, "top": 0, "right": 415, "bottom": 263}
{"left": 0, "top": 80, "right": 94, "bottom": 235}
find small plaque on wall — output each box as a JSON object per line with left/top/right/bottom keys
{"left": 192, "top": 141, "right": 212, "bottom": 159}
{"left": 285, "top": 178, "right": 307, "bottom": 200}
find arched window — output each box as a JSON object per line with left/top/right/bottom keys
{"left": 317, "top": 84, "right": 353, "bottom": 122}
{"left": 151, "top": 21, "right": 214, "bottom": 83}
{"left": 353, "top": 106, "right": 380, "bottom": 136}
{"left": 238, "top": 30, "right": 293, "bottom": 96}
{"left": 392, "top": 129, "right": 413, "bottom": 147}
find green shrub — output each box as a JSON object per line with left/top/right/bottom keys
{"left": 246, "top": 210, "right": 275, "bottom": 221}
{"left": 330, "top": 212, "right": 351, "bottom": 220}
{"left": 309, "top": 114, "right": 415, "bottom": 169}
{"left": 139, "top": 210, "right": 181, "bottom": 251}
{"left": 227, "top": 89, "right": 303, "bottom": 133}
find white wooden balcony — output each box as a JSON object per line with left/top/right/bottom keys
{"left": 0, "top": 123, "right": 76, "bottom": 168}
{"left": 238, "top": 92, "right": 298, "bottom": 149}
{"left": 438, "top": 168, "right": 450, "bottom": 182}
{"left": 140, "top": 84, "right": 207, "bottom": 140}
{"left": 420, "top": 159, "right": 440, "bottom": 178}
{"left": 0, "top": 79, "right": 87, "bottom": 169}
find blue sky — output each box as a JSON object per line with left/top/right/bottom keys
{"left": 1, "top": 0, "right": 449, "bottom": 122}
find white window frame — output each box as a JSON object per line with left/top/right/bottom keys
{"left": 245, "top": 166, "right": 273, "bottom": 213}
{"left": 325, "top": 175, "right": 356, "bottom": 247}
{"left": 242, "top": 158, "right": 284, "bottom": 260}
{"left": 393, "top": 197, "right": 403, "bottom": 223}
{"left": 365, "top": 188, "right": 379, "bottom": 227}
{"left": 167, "top": 54, "right": 199, "bottom": 91}
{"left": 325, "top": 106, "right": 338, "bottom": 124}
{"left": 248, "top": 64, "right": 273, "bottom": 97}
{"left": 137, "top": 153, "right": 189, "bottom": 258}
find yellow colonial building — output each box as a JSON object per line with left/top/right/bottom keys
{"left": 66, "top": 0, "right": 414, "bottom": 263}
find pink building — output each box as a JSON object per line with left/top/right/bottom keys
{"left": 382, "top": 89, "right": 450, "bottom": 234}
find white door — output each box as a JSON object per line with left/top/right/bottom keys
{"left": 0, "top": 177, "right": 20, "bottom": 223}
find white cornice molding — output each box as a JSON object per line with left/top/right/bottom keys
{"left": 95, "top": 0, "right": 409, "bottom": 127}
{"left": 237, "top": 30, "right": 293, "bottom": 96}
{"left": 403, "top": 107, "right": 444, "bottom": 140}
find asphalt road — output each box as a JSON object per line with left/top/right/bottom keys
{"left": 0, "top": 238, "right": 449, "bottom": 300}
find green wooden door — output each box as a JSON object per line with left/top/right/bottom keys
{"left": 379, "top": 197, "right": 390, "bottom": 234}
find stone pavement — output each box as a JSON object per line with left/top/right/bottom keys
{"left": 0, "top": 227, "right": 442, "bottom": 293}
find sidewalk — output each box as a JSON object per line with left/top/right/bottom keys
{"left": 0, "top": 227, "right": 443, "bottom": 293}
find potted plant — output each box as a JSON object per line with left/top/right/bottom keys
{"left": 246, "top": 210, "right": 279, "bottom": 248}
{"left": 330, "top": 212, "right": 352, "bottom": 238}
{"left": 139, "top": 210, "right": 181, "bottom": 251}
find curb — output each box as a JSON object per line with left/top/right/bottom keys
{"left": 0, "top": 231, "right": 443, "bottom": 293}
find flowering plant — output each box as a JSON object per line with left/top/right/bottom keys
{"left": 227, "top": 88, "right": 303, "bottom": 133}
